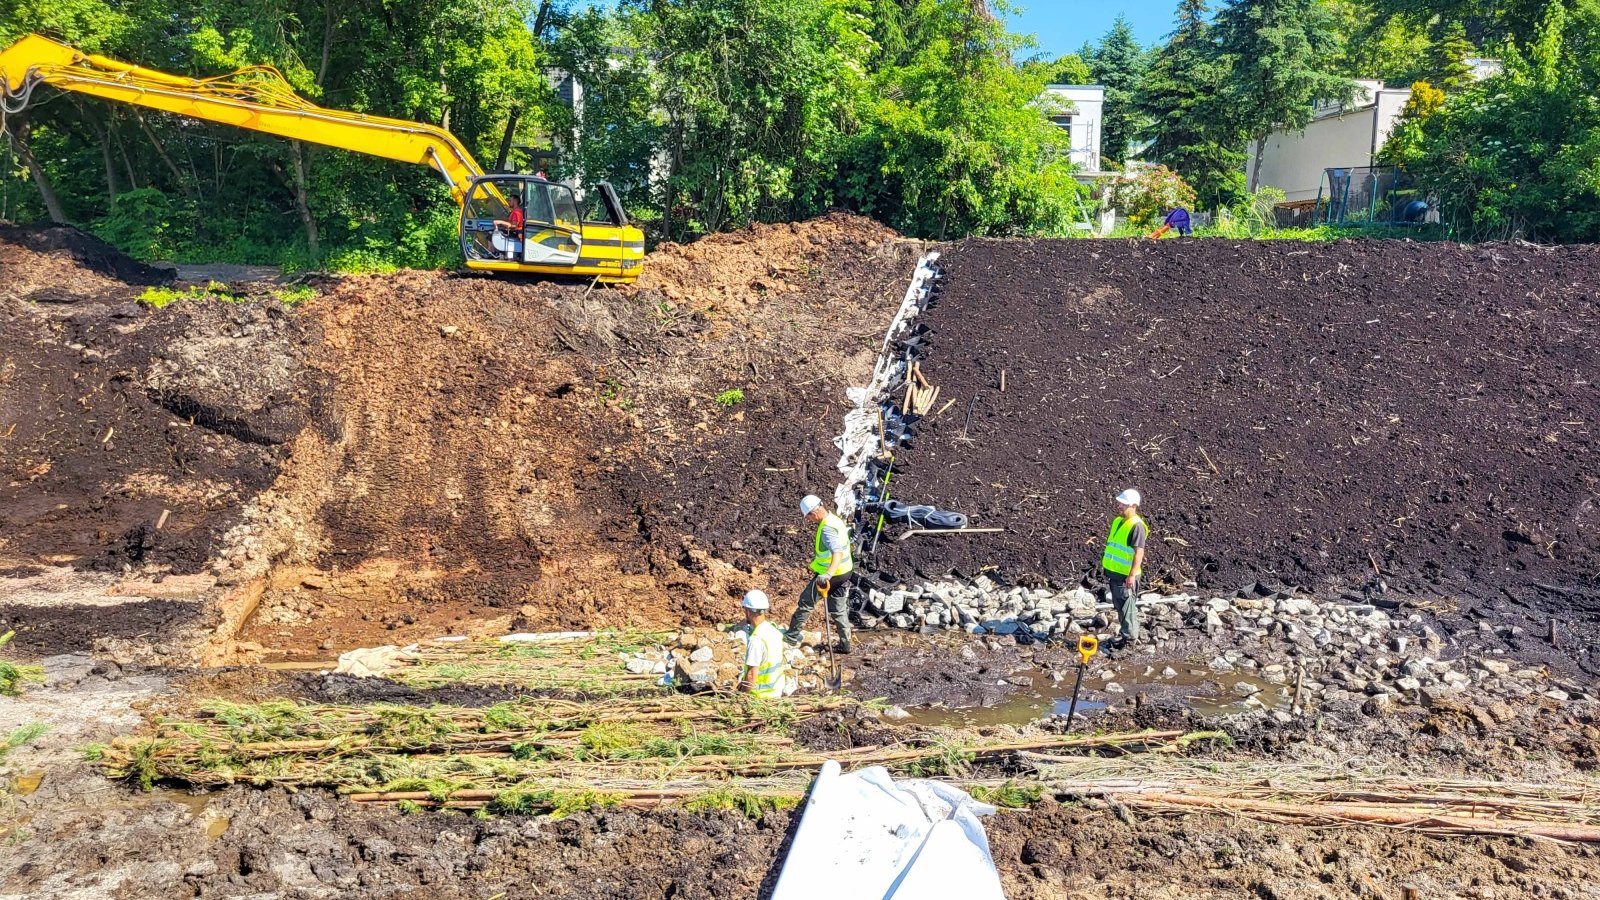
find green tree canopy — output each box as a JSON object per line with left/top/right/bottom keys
{"left": 1083, "top": 15, "right": 1149, "bottom": 165}
{"left": 1212, "top": 0, "right": 1356, "bottom": 190}
{"left": 1137, "top": 0, "right": 1246, "bottom": 209}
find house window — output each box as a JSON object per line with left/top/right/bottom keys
{"left": 1050, "top": 114, "right": 1073, "bottom": 129}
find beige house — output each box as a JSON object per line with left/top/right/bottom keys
{"left": 1245, "top": 80, "right": 1411, "bottom": 201}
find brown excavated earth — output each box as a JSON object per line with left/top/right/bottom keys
{"left": 873, "top": 238, "right": 1600, "bottom": 672}
{"left": 1, "top": 215, "right": 922, "bottom": 659}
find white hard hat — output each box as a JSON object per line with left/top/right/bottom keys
{"left": 799, "top": 495, "right": 823, "bottom": 515}
{"left": 741, "top": 590, "right": 770, "bottom": 611}
{"left": 1116, "top": 488, "right": 1142, "bottom": 506}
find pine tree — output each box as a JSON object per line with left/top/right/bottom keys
{"left": 1213, "top": 0, "right": 1355, "bottom": 190}
{"left": 1429, "top": 20, "right": 1476, "bottom": 91}
{"left": 1085, "top": 15, "right": 1150, "bottom": 165}
{"left": 1137, "top": 0, "right": 1245, "bottom": 209}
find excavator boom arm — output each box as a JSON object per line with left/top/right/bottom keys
{"left": 0, "top": 34, "right": 484, "bottom": 203}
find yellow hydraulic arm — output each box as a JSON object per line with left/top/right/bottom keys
{"left": 0, "top": 33, "right": 484, "bottom": 204}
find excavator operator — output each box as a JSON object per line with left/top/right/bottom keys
{"left": 493, "top": 194, "right": 525, "bottom": 259}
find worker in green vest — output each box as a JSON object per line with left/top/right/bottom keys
{"left": 1102, "top": 488, "right": 1148, "bottom": 650}
{"left": 786, "top": 494, "right": 855, "bottom": 653}
{"left": 738, "top": 590, "right": 788, "bottom": 699}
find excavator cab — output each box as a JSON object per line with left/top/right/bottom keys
{"left": 459, "top": 176, "right": 643, "bottom": 282}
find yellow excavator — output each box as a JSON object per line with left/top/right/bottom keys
{"left": 0, "top": 34, "right": 645, "bottom": 282}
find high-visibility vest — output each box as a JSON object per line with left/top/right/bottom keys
{"left": 747, "top": 621, "right": 786, "bottom": 699}
{"left": 809, "top": 512, "right": 854, "bottom": 577}
{"left": 1101, "top": 513, "right": 1145, "bottom": 576}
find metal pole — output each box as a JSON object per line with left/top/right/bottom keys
{"left": 1064, "top": 663, "right": 1087, "bottom": 728}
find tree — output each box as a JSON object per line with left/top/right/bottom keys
{"left": 1408, "top": 2, "right": 1600, "bottom": 241}
{"left": 1375, "top": 79, "right": 1444, "bottom": 168}
{"left": 1137, "top": 0, "right": 1246, "bottom": 209}
{"left": 1428, "top": 20, "right": 1477, "bottom": 90}
{"left": 1043, "top": 52, "right": 1092, "bottom": 85}
{"left": 1083, "top": 15, "right": 1149, "bottom": 165}
{"left": 838, "top": 0, "right": 1088, "bottom": 237}
{"left": 1212, "top": 0, "right": 1356, "bottom": 190}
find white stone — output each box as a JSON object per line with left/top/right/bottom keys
{"left": 689, "top": 646, "right": 715, "bottom": 663}
{"left": 1476, "top": 659, "right": 1511, "bottom": 675}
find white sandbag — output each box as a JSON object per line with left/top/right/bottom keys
{"left": 770, "top": 760, "right": 1006, "bottom": 900}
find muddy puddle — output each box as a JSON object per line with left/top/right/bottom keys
{"left": 896, "top": 659, "right": 1295, "bottom": 728}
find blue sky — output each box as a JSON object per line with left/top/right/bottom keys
{"left": 1003, "top": 1, "right": 1176, "bottom": 60}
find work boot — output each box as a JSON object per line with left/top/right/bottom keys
{"left": 832, "top": 641, "right": 853, "bottom": 655}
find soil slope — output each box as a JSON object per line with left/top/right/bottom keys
{"left": 876, "top": 239, "right": 1599, "bottom": 613}
{"left": 1, "top": 216, "right": 922, "bottom": 659}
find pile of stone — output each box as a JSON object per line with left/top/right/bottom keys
{"left": 862, "top": 578, "right": 1592, "bottom": 716}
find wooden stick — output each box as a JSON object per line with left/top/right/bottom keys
{"left": 1000, "top": 370, "right": 1007, "bottom": 393}
{"left": 931, "top": 398, "right": 957, "bottom": 418}
{"left": 1198, "top": 446, "right": 1220, "bottom": 476}
{"left": 1121, "top": 790, "right": 1600, "bottom": 844}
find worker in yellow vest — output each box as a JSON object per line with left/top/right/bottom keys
{"left": 1102, "top": 488, "right": 1148, "bottom": 650}
{"left": 786, "top": 494, "right": 855, "bottom": 654}
{"left": 738, "top": 590, "right": 787, "bottom": 699}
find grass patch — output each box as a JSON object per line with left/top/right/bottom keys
{"left": 714, "top": 388, "right": 744, "bottom": 407}
{"left": 902, "top": 740, "right": 976, "bottom": 778}
{"left": 578, "top": 722, "right": 651, "bottom": 759}
{"left": 272, "top": 285, "right": 316, "bottom": 304}
{"left": 0, "top": 723, "right": 48, "bottom": 764}
{"left": 489, "top": 785, "right": 625, "bottom": 818}
{"left": 970, "top": 780, "right": 1044, "bottom": 809}
{"left": 138, "top": 281, "right": 240, "bottom": 307}
{"left": 0, "top": 632, "right": 44, "bottom": 697}
{"left": 200, "top": 700, "right": 314, "bottom": 742}
{"left": 683, "top": 787, "right": 800, "bottom": 819}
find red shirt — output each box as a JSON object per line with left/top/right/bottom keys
{"left": 509, "top": 207, "right": 525, "bottom": 230}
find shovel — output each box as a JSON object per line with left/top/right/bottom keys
{"left": 817, "top": 581, "right": 843, "bottom": 693}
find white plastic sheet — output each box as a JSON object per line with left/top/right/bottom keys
{"left": 770, "top": 761, "right": 1007, "bottom": 900}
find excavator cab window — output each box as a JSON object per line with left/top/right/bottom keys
{"left": 459, "top": 176, "right": 581, "bottom": 266}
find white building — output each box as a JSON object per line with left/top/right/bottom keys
{"left": 1041, "top": 84, "right": 1106, "bottom": 175}
{"left": 1245, "top": 80, "right": 1412, "bottom": 202}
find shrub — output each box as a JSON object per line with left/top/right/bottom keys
{"left": 714, "top": 389, "right": 744, "bottom": 407}
{"left": 1105, "top": 165, "right": 1198, "bottom": 227}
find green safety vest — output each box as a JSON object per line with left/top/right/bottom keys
{"left": 809, "top": 512, "right": 854, "bottom": 577}
{"left": 1101, "top": 513, "right": 1145, "bottom": 576}
{"left": 747, "top": 621, "right": 786, "bottom": 699}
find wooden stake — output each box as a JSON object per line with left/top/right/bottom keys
{"left": 1000, "top": 370, "right": 1007, "bottom": 393}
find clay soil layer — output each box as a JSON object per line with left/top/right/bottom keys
{"left": 875, "top": 239, "right": 1599, "bottom": 620}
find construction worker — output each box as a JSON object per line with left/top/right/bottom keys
{"left": 1147, "top": 207, "right": 1192, "bottom": 238}
{"left": 738, "top": 590, "right": 787, "bottom": 699}
{"left": 1102, "top": 488, "right": 1148, "bottom": 650}
{"left": 786, "top": 494, "right": 854, "bottom": 653}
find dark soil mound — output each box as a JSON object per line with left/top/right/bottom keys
{"left": 0, "top": 598, "right": 202, "bottom": 657}
{"left": 873, "top": 239, "right": 1599, "bottom": 611}
{"left": 0, "top": 294, "right": 319, "bottom": 574}
{"left": 0, "top": 223, "right": 174, "bottom": 286}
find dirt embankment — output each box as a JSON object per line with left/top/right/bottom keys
{"left": 1, "top": 215, "right": 921, "bottom": 658}
{"left": 873, "top": 239, "right": 1599, "bottom": 635}
{"left": 0, "top": 224, "right": 173, "bottom": 303}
